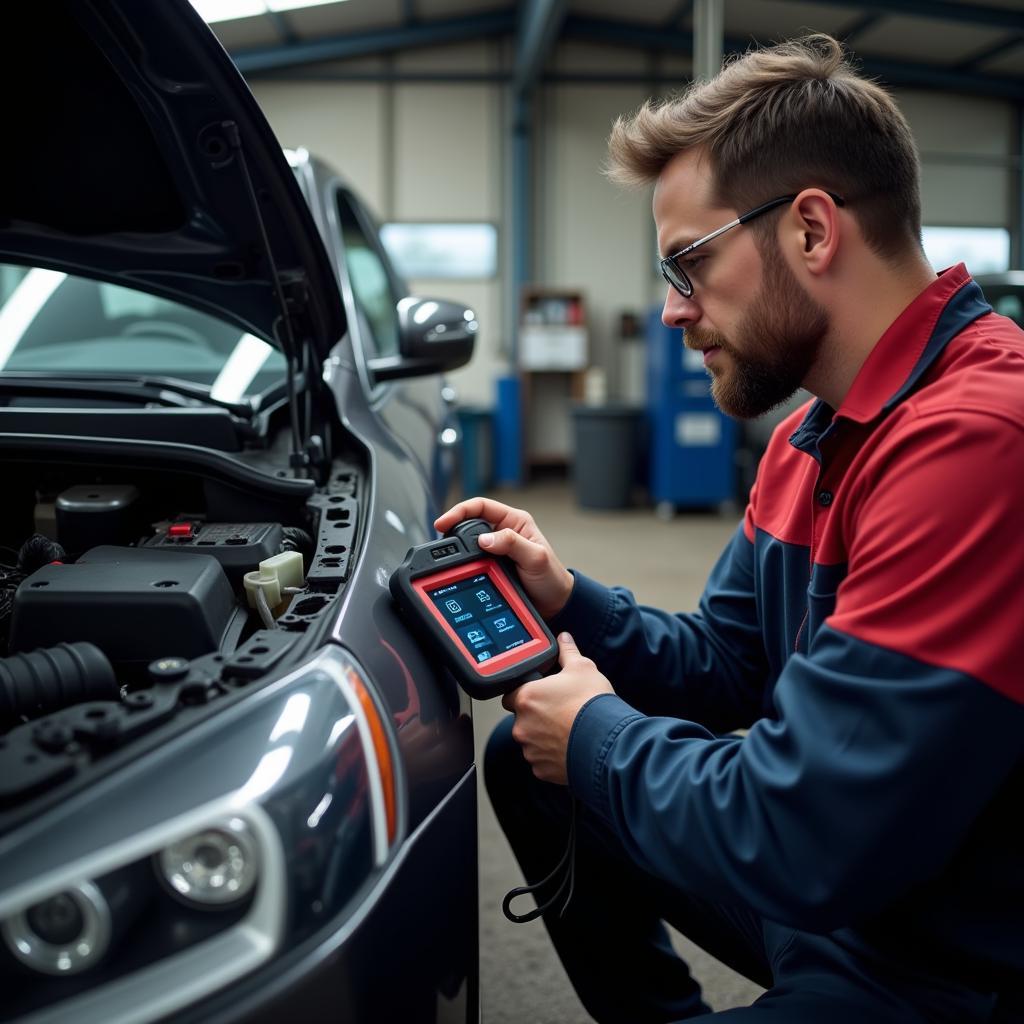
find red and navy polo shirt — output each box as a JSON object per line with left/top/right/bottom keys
{"left": 552, "top": 264, "right": 1024, "bottom": 986}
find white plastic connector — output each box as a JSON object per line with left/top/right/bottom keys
{"left": 243, "top": 551, "right": 305, "bottom": 614}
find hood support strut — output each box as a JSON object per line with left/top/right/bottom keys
{"left": 224, "top": 121, "right": 310, "bottom": 479}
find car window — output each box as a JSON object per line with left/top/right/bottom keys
{"left": 334, "top": 191, "right": 401, "bottom": 361}
{"left": 0, "top": 264, "right": 286, "bottom": 400}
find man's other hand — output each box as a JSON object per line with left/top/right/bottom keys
{"left": 435, "top": 496, "right": 575, "bottom": 619}
{"left": 502, "top": 633, "right": 614, "bottom": 785}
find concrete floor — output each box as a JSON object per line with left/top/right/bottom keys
{"left": 472, "top": 482, "right": 766, "bottom": 1023}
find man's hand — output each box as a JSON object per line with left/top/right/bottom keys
{"left": 502, "top": 633, "right": 614, "bottom": 785}
{"left": 435, "top": 496, "right": 574, "bottom": 619}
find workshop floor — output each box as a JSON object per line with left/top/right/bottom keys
{"left": 472, "top": 481, "right": 766, "bottom": 1023}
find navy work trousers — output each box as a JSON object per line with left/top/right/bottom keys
{"left": 485, "top": 716, "right": 1011, "bottom": 1024}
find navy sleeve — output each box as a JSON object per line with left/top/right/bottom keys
{"left": 567, "top": 624, "right": 1024, "bottom": 932}
{"left": 549, "top": 523, "right": 768, "bottom": 731}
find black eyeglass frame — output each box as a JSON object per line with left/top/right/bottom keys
{"left": 659, "top": 191, "right": 846, "bottom": 298}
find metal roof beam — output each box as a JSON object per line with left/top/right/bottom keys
{"left": 803, "top": 0, "right": 1024, "bottom": 32}
{"left": 562, "top": 15, "right": 1024, "bottom": 100}
{"left": 514, "top": 0, "right": 568, "bottom": 96}
{"left": 264, "top": 10, "right": 297, "bottom": 46}
{"left": 837, "top": 12, "right": 884, "bottom": 46}
{"left": 954, "top": 33, "right": 1024, "bottom": 72}
{"left": 232, "top": 9, "right": 516, "bottom": 73}
{"left": 662, "top": 0, "right": 695, "bottom": 30}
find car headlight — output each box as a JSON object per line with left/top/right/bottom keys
{"left": 0, "top": 646, "right": 400, "bottom": 1024}
{"left": 158, "top": 817, "right": 258, "bottom": 908}
{"left": 2, "top": 881, "right": 111, "bottom": 975}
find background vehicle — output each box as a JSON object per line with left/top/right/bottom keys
{"left": 0, "top": 2, "right": 479, "bottom": 1021}
{"left": 976, "top": 271, "right": 1024, "bottom": 328}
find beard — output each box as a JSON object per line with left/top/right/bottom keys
{"left": 687, "top": 246, "right": 828, "bottom": 419}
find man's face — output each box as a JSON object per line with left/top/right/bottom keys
{"left": 654, "top": 151, "right": 829, "bottom": 419}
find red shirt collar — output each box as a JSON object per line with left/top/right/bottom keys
{"left": 837, "top": 263, "right": 973, "bottom": 424}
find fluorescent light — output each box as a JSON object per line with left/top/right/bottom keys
{"left": 0, "top": 268, "right": 67, "bottom": 369}
{"left": 190, "top": 0, "right": 347, "bottom": 23}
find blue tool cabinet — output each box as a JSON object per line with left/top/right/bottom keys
{"left": 646, "top": 310, "right": 737, "bottom": 512}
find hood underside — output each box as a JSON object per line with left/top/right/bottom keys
{"left": 0, "top": 0, "right": 346, "bottom": 359}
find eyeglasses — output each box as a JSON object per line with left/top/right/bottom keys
{"left": 659, "top": 191, "right": 846, "bottom": 298}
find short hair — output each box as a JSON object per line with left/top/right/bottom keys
{"left": 607, "top": 34, "right": 922, "bottom": 260}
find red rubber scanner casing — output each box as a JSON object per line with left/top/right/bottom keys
{"left": 389, "top": 519, "right": 558, "bottom": 698}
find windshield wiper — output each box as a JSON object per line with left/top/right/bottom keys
{"left": 0, "top": 372, "right": 254, "bottom": 418}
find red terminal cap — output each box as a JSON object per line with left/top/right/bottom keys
{"left": 168, "top": 523, "right": 193, "bottom": 538}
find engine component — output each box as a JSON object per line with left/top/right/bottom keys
{"left": 9, "top": 547, "right": 237, "bottom": 667}
{"left": 143, "top": 521, "right": 284, "bottom": 582}
{"left": 0, "top": 642, "right": 117, "bottom": 723}
{"left": 280, "top": 526, "right": 314, "bottom": 563}
{"left": 243, "top": 551, "right": 305, "bottom": 630}
{"left": 242, "top": 551, "right": 304, "bottom": 611}
{"left": 55, "top": 484, "right": 141, "bottom": 554}
{"left": 17, "top": 535, "right": 67, "bottom": 574}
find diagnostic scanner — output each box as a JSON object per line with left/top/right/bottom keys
{"left": 389, "top": 518, "right": 558, "bottom": 698}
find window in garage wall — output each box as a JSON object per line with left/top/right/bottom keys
{"left": 380, "top": 223, "right": 497, "bottom": 280}
{"left": 922, "top": 226, "right": 1010, "bottom": 275}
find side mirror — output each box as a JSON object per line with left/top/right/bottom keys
{"left": 367, "top": 297, "right": 477, "bottom": 382}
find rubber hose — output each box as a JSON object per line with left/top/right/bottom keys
{"left": 0, "top": 642, "right": 117, "bottom": 721}
{"left": 17, "top": 535, "right": 67, "bottom": 574}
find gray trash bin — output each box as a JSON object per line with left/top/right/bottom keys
{"left": 571, "top": 404, "right": 643, "bottom": 509}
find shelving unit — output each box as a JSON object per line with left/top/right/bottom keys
{"left": 517, "top": 288, "right": 589, "bottom": 474}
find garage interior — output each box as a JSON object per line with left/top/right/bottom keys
{"left": 2, "top": 0, "right": 1015, "bottom": 1020}
{"left": 191, "top": 1, "right": 1024, "bottom": 1019}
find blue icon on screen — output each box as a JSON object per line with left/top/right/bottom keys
{"left": 477, "top": 651, "right": 492, "bottom": 662}
{"left": 467, "top": 629, "right": 486, "bottom": 644}
{"left": 445, "top": 599, "right": 462, "bottom": 614}
{"left": 476, "top": 590, "right": 491, "bottom": 603}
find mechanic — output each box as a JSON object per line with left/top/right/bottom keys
{"left": 437, "top": 34, "right": 1024, "bottom": 1024}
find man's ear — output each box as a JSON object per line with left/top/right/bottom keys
{"left": 787, "top": 189, "right": 841, "bottom": 277}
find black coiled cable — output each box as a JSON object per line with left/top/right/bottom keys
{"left": 502, "top": 798, "right": 579, "bottom": 924}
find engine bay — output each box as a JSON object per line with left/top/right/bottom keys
{"left": 0, "top": 460, "right": 362, "bottom": 825}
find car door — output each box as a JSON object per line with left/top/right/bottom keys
{"left": 330, "top": 186, "right": 458, "bottom": 509}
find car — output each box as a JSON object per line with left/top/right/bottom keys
{"left": 975, "top": 271, "right": 1024, "bottom": 328}
{"left": 0, "top": 3, "right": 480, "bottom": 1022}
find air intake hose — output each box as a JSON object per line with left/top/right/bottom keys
{"left": 0, "top": 643, "right": 117, "bottom": 721}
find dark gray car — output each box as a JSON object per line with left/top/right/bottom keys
{"left": 0, "top": 2, "right": 479, "bottom": 1021}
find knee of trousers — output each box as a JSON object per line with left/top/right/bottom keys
{"left": 483, "top": 714, "right": 528, "bottom": 811}
{"left": 484, "top": 714, "right": 571, "bottom": 831}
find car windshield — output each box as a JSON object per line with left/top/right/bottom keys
{"left": 0, "top": 264, "right": 287, "bottom": 401}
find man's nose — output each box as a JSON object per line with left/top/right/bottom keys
{"left": 661, "top": 287, "right": 701, "bottom": 329}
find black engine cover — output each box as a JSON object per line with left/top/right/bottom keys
{"left": 9, "top": 547, "right": 236, "bottom": 666}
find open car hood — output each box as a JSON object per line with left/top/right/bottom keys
{"left": 0, "top": 0, "right": 345, "bottom": 360}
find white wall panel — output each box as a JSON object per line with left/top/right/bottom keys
{"left": 896, "top": 89, "right": 1014, "bottom": 157}
{"left": 539, "top": 84, "right": 652, "bottom": 385}
{"left": 393, "top": 85, "right": 501, "bottom": 220}
{"left": 895, "top": 89, "right": 1015, "bottom": 228}
{"left": 250, "top": 81, "right": 388, "bottom": 214}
